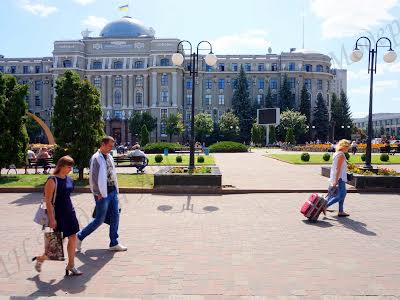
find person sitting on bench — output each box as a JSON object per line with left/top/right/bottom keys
{"left": 127, "top": 144, "right": 148, "bottom": 173}
{"left": 37, "top": 147, "right": 51, "bottom": 174}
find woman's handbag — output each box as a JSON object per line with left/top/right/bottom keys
{"left": 44, "top": 230, "right": 65, "bottom": 261}
{"left": 33, "top": 176, "right": 58, "bottom": 226}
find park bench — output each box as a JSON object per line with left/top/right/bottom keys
{"left": 113, "top": 156, "right": 149, "bottom": 173}
{"left": 24, "top": 158, "right": 54, "bottom": 174}
{"left": 379, "top": 146, "right": 400, "bottom": 155}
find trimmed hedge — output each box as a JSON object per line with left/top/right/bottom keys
{"left": 301, "top": 152, "right": 310, "bottom": 162}
{"left": 176, "top": 156, "right": 182, "bottom": 163}
{"left": 361, "top": 153, "right": 366, "bottom": 162}
{"left": 380, "top": 153, "right": 389, "bottom": 162}
{"left": 154, "top": 154, "right": 163, "bottom": 163}
{"left": 208, "top": 141, "right": 248, "bottom": 153}
{"left": 322, "top": 153, "right": 330, "bottom": 161}
{"left": 197, "top": 156, "right": 205, "bottom": 163}
{"left": 143, "top": 142, "right": 181, "bottom": 154}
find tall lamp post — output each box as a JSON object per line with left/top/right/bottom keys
{"left": 351, "top": 37, "right": 397, "bottom": 170}
{"left": 172, "top": 41, "right": 217, "bottom": 170}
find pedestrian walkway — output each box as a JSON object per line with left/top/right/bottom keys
{"left": 0, "top": 192, "right": 399, "bottom": 298}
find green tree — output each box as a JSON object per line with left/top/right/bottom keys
{"left": 312, "top": 93, "right": 329, "bottom": 142}
{"left": 232, "top": 65, "right": 253, "bottom": 143}
{"left": 219, "top": 112, "right": 240, "bottom": 141}
{"left": 0, "top": 74, "right": 29, "bottom": 173}
{"left": 26, "top": 116, "right": 43, "bottom": 143}
{"left": 53, "top": 70, "right": 104, "bottom": 180}
{"left": 128, "top": 111, "right": 157, "bottom": 138}
{"left": 330, "top": 92, "right": 342, "bottom": 140}
{"left": 279, "top": 74, "right": 293, "bottom": 111}
{"left": 276, "top": 110, "right": 307, "bottom": 144}
{"left": 299, "top": 84, "right": 311, "bottom": 123}
{"left": 194, "top": 113, "right": 213, "bottom": 142}
{"left": 265, "top": 87, "right": 273, "bottom": 108}
{"left": 140, "top": 125, "right": 149, "bottom": 146}
{"left": 340, "top": 90, "right": 353, "bottom": 139}
{"left": 165, "top": 112, "right": 184, "bottom": 142}
{"left": 285, "top": 127, "right": 295, "bottom": 144}
{"left": 251, "top": 123, "right": 266, "bottom": 146}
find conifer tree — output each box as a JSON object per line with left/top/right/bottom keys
{"left": 279, "top": 75, "right": 293, "bottom": 111}
{"left": 312, "top": 93, "right": 329, "bottom": 142}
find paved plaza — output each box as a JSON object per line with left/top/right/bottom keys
{"left": 0, "top": 191, "right": 399, "bottom": 298}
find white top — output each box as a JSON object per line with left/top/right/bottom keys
{"left": 329, "top": 151, "right": 347, "bottom": 184}
{"left": 27, "top": 150, "right": 36, "bottom": 159}
{"left": 89, "top": 150, "right": 119, "bottom": 198}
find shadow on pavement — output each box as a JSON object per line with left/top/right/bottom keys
{"left": 26, "top": 249, "right": 114, "bottom": 297}
{"left": 157, "top": 195, "right": 219, "bottom": 215}
{"left": 332, "top": 216, "right": 377, "bottom": 236}
{"left": 301, "top": 219, "right": 334, "bottom": 228}
{"left": 10, "top": 193, "right": 42, "bottom": 206}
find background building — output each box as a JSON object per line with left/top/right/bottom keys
{"left": 354, "top": 113, "right": 400, "bottom": 138}
{"left": 0, "top": 17, "right": 346, "bottom": 144}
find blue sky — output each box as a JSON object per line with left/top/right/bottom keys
{"left": 1, "top": 0, "right": 400, "bottom": 118}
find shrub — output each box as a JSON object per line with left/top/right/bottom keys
{"left": 208, "top": 141, "right": 248, "bottom": 153}
{"left": 154, "top": 154, "right": 163, "bottom": 163}
{"left": 380, "top": 153, "right": 389, "bottom": 162}
{"left": 361, "top": 153, "right": 366, "bottom": 162}
{"left": 176, "top": 155, "right": 182, "bottom": 163}
{"left": 197, "top": 156, "right": 205, "bottom": 163}
{"left": 143, "top": 142, "right": 181, "bottom": 154}
{"left": 301, "top": 152, "right": 310, "bottom": 162}
{"left": 344, "top": 152, "right": 350, "bottom": 160}
{"left": 322, "top": 153, "right": 330, "bottom": 161}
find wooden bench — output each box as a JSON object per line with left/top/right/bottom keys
{"left": 25, "top": 158, "right": 54, "bottom": 174}
{"left": 114, "top": 156, "right": 149, "bottom": 173}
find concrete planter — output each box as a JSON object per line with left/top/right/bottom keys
{"left": 154, "top": 167, "right": 222, "bottom": 191}
{"left": 321, "top": 166, "right": 400, "bottom": 189}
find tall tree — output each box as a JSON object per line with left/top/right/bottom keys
{"left": 232, "top": 65, "right": 253, "bottom": 143}
{"left": 140, "top": 125, "right": 149, "bottom": 146}
{"left": 128, "top": 111, "right": 157, "bottom": 138}
{"left": 265, "top": 87, "right": 273, "bottom": 108}
{"left": 279, "top": 74, "right": 293, "bottom": 111}
{"left": 251, "top": 123, "right": 266, "bottom": 146}
{"left": 330, "top": 92, "right": 343, "bottom": 140}
{"left": 340, "top": 90, "right": 353, "bottom": 139}
{"left": 299, "top": 84, "right": 311, "bottom": 124}
{"left": 53, "top": 70, "right": 104, "bottom": 180}
{"left": 312, "top": 93, "right": 329, "bottom": 142}
{"left": 194, "top": 113, "right": 213, "bottom": 142}
{"left": 26, "top": 116, "right": 43, "bottom": 143}
{"left": 165, "top": 112, "right": 184, "bottom": 142}
{"left": 276, "top": 110, "right": 307, "bottom": 144}
{"left": 0, "top": 74, "right": 29, "bottom": 173}
{"left": 219, "top": 112, "right": 240, "bottom": 141}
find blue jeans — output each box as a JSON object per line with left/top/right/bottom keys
{"left": 327, "top": 179, "right": 347, "bottom": 213}
{"left": 77, "top": 189, "right": 120, "bottom": 247}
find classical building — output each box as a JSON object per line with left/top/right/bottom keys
{"left": 0, "top": 16, "right": 346, "bottom": 144}
{"left": 354, "top": 113, "right": 400, "bottom": 137}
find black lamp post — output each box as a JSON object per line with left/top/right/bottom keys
{"left": 172, "top": 41, "right": 217, "bottom": 170}
{"left": 351, "top": 36, "right": 397, "bottom": 170}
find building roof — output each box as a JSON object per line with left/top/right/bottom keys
{"left": 353, "top": 113, "right": 400, "bottom": 122}
{"left": 100, "top": 16, "right": 155, "bottom": 38}
{"left": 291, "top": 48, "right": 324, "bottom": 55}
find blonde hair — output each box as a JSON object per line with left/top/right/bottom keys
{"left": 53, "top": 155, "right": 74, "bottom": 175}
{"left": 336, "top": 139, "right": 351, "bottom": 152}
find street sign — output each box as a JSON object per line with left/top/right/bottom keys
{"left": 257, "top": 108, "right": 280, "bottom": 125}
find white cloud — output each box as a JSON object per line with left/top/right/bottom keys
{"left": 310, "top": 0, "right": 399, "bottom": 39}
{"left": 73, "top": 0, "right": 96, "bottom": 5}
{"left": 210, "top": 30, "right": 271, "bottom": 54}
{"left": 82, "top": 16, "right": 108, "bottom": 29}
{"left": 20, "top": 0, "right": 58, "bottom": 17}
{"left": 349, "top": 80, "right": 400, "bottom": 94}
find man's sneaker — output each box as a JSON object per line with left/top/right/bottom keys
{"left": 109, "top": 244, "right": 128, "bottom": 251}
{"left": 76, "top": 238, "right": 82, "bottom": 252}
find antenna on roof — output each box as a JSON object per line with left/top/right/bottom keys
{"left": 302, "top": 0, "right": 305, "bottom": 49}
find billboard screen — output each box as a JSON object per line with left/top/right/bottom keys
{"left": 257, "top": 108, "right": 280, "bottom": 125}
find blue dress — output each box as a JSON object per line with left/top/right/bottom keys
{"left": 51, "top": 176, "right": 80, "bottom": 238}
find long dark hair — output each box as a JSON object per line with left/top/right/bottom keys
{"left": 53, "top": 155, "right": 74, "bottom": 175}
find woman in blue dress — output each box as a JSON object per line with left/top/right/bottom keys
{"left": 33, "top": 156, "right": 82, "bottom": 276}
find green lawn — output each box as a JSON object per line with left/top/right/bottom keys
{"left": 116, "top": 154, "right": 215, "bottom": 166}
{"left": 265, "top": 153, "right": 400, "bottom": 165}
{"left": 0, "top": 173, "right": 154, "bottom": 188}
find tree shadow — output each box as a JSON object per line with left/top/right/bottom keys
{"left": 9, "top": 192, "right": 42, "bottom": 206}
{"left": 332, "top": 216, "right": 377, "bottom": 236}
{"left": 26, "top": 249, "right": 114, "bottom": 297}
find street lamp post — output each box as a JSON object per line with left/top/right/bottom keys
{"left": 172, "top": 41, "right": 217, "bottom": 170}
{"left": 351, "top": 36, "right": 397, "bottom": 170}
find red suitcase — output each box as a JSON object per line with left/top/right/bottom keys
{"left": 300, "top": 193, "right": 327, "bottom": 222}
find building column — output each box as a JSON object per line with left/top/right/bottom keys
{"left": 151, "top": 72, "right": 157, "bottom": 107}
{"left": 143, "top": 74, "right": 148, "bottom": 108}
{"left": 123, "top": 57, "right": 127, "bottom": 69}
{"left": 106, "top": 120, "right": 111, "bottom": 135}
{"left": 121, "top": 120, "right": 126, "bottom": 144}
{"left": 128, "top": 75, "right": 134, "bottom": 108}
{"left": 152, "top": 55, "right": 157, "bottom": 67}
{"left": 107, "top": 75, "right": 112, "bottom": 109}
{"left": 102, "top": 58, "right": 106, "bottom": 69}
{"left": 53, "top": 57, "right": 59, "bottom": 68}
{"left": 73, "top": 56, "right": 78, "bottom": 68}
{"left": 172, "top": 71, "right": 177, "bottom": 107}
{"left": 122, "top": 75, "right": 128, "bottom": 108}
{"left": 87, "top": 58, "right": 91, "bottom": 70}
{"left": 101, "top": 75, "right": 107, "bottom": 107}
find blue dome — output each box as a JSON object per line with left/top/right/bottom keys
{"left": 100, "top": 17, "right": 154, "bottom": 38}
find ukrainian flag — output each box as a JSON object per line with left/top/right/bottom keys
{"left": 119, "top": 4, "right": 129, "bottom": 11}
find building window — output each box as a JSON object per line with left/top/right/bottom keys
{"left": 35, "top": 96, "right": 41, "bottom": 106}
{"left": 114, "top": 76, "right": 122, "bottom": 87}
{"left": 218, "top": 95, "right": 225, "bottom": 105}
{"left": 114, "top": 61, "right": 123, "bottom": 69}
{"left": 0, "top": 66, "right": 3, "bottom": 73}
{"left": 23, "top": 66, "right": 29, "bottom": 74}
{"left": 205, "top": 79, "right": 212, "bottom": 89}
{"left": 134, "top": 61, "right": 144, "bottom": 69}
{"left": 288, "top": 77, "right": 295, "bottom": 89}
{"left": 257, "top": 94, "right": 263, "bottom": 105}
{"left": 231, "top": 63, "right": 238, "bottom": 72}
{"left": 186, "top": 94, "right": 192, "bottom": 105}
{"left": 136, "top": 92, "right": 143, "bottom": 105}
{"left": 269, "top": 79, "right": 278, "bottom": 90}
{"left": 218, "top": 79, "right": 225, "bottom": 89}
{"left": 160, "top": 58, "right": 170, "bottom": 66}
{"left": 258, "top": 79, "right": 265, "bottom": 89}
{"left": 35, "top": 80, "right": 42, "bottom": 91}
{"left": 94, "top": 76, "right": 101, "bottom": 88}
{"left": 317, "top": 79, "right": 323, "bottom": 90}
{"left": 114, "top": 111, "right": 122, "bottom": 119}
{"left": 35, "top": 66, "right": 41, "bottom": 73}
{"left": 288, "top": 62, "right": 296, "bottom": 71}
{"left": 161, "top": 108, "right": 168, "bottom": 119}
{"left": 114, "top": 90, "right": 122, "bottom": 105}
{"left": 135, "top": 75, "right": 143, "bottom": 87}
{"left": 304, "top": 79, "right": 312, "bottom": 90}
{"left": 10, "top": 66, "right": 16, "bottom": 73}
{"left": 218, "top": 63, "right": 225, "bottom": 71}
{"left": 186, "top": 79, "right": 192, "bottom": 89}
{"left": 316, "top": 65, "right": 324, "bottom": 72}
{"left": 161, "top": 91, "right": 169, "bottom": 103}
{"left": 258, "top": 63, "right": 265, "bottom": 71}
{"left": 93, "top": 61, "right": 102, "bottom": 69}
{"left": 304, "top": 64, "right": 312, "bottom": 72}
{"left": 245, "top": 63, "right": 251, "bottom": 71}
{"left": 161, "top": 74, "right": 168, "bottom": 86}
{"left": 63, "top": 60, "right": 72, "bottom": 68}
{"left": 205, "top": 65, "right": 213, "bottom": 72}
{"left": 271, "top": 63, "right": 278, "bottom": 71}
{"left": 205, "top": 95, "right": 212, "bottom": 105}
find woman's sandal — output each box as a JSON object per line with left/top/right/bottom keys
{"left": 338, "top": 212, "right": 350, "bottom": 217}
{"left": 65, "top": 265, "right": 83, "bottom": 276}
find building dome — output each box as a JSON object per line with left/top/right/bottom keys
{"left": 100, "top": 16, "right": 155, "bottom": 38}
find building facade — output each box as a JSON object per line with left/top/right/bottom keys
{"left": 0, "top": 17, "right": 346, "bottom": 144}
{"left": 354, "top": 113, "right": 400, "bottom": 138}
